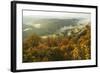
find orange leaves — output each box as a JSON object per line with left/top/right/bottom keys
{"left": 23, "top": 24, "right": 91, "bottom": 62}
{"left": 60, "top": 45, "right": 67, "bottom": 51}
{"left": 37, "top": 43, "right": 49, "bottom": 50}
{"left": 59, "top": 38, "right": 69, "bottom": 46}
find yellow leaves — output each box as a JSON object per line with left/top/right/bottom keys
{"left": 85, "top": 53, "right": 90, "bottom": 59}
{"left": 71, "top": 47, "right": 79, "bottom": 60}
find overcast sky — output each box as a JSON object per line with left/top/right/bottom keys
{"left": 23, "top": 10, "right": 91, "bottom": 19}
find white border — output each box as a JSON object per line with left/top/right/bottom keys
{"left": 16, "top": 3, "right": 96, "bottom": 70}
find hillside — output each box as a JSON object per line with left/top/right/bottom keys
{"left": 23, "top": 23, "right": 91, "bottom": 62}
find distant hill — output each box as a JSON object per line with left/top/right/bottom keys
{"left": 22, "top": 18, "right": 89, "bottom": 39}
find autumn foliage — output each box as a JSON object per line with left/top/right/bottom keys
{"left": 23, "top": 25, "right": 91, "bottom": 62}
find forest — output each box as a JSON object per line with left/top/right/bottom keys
{"left": 22, "top": 24, "right": 91, "bottom": 63}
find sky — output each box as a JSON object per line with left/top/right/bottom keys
{"left": 23, "top": 10, "right": 91, "bottom": 20}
